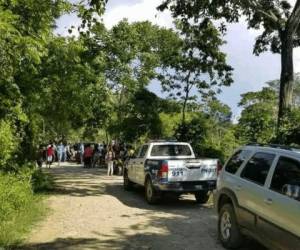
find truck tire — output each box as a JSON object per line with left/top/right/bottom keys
{"left": 123, "top": 171, "right": 134, "bottom": 191}
{"left": 145, "top": 178, "right": 160, "bottom": 204}
{"left": 194, "top": 191, "right": 210, "bottom": 204}
{"left": 218, "top": 204, "right": 243, "bottom": 249}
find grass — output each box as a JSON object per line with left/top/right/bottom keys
{"left": 0, "top": 168, "right": 54, "bottom": 249}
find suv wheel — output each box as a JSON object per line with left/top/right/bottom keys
{"left": 218, "top": 204, "right": 243, "bottom": 249}
{"left": 145, "top": 178, "right": 160, "bottom": 204}
{"left": 123, "top": 171, "right": 133, "bottom": 191}
{"left": 194, "top": 191, "right": 210, "bottom": 204}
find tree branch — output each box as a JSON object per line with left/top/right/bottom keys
{"left": 242, "top": 0, "right": 281, "bottom": 25}
{"left": 286, "top": 0, "right": 300, "bottom": 35}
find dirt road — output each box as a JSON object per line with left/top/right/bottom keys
{"left": 22, "top": 163, "right": 265, "bottom": 250}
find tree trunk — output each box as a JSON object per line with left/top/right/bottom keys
{"left": 182, "top": 96, "right": 188, "bottom": 126}
{"left": 278, "top": 31, "right": 294, "bottom": 132}
{"left": 181, "top": 73, "right": 192, "bottom": 127}
{"left": 277, "top": 0, "right": 300, "bottom": 139}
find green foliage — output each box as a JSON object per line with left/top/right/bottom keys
{"left": 158, "top": 17, "right": 233, "bottom": 129}
{"left": 236, "top": 76, "right": 300, "bottom": 145}
{"left": 31, "top": 169, "right": 55, "bottom": 193}
{"left": 159, "top": 112, "right": 181, "bottom": 138}
{"left": 0, "top": 170, "right": 45, "bottom": 247}
{"left": 267, "top": 73, "right": 300, "bottom": 107}
{"left": 158, "top": 0, "right": 300, "bottom": 134}
{"left": 278, "top": 108, "right": 300, "bottom": 145}
{"left": 0, "top": 120, "right": 18, "bottom": 168}
{"left": 158, "top": 0, "right": 300, "bottom": 55}
{"left": 175, "top": 113, "right": 208, "bottom": 144}
{"left": 237, "top": 87, "right": 277, "bottom": 143}
{"left": 119, "top": 89, "right": 163, "bottom": 142}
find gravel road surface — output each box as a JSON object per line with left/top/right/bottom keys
{"left": 21, "top": 163, "right": 265, "bottom": 250}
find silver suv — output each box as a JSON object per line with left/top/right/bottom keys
{"left": 215, "top": 144, "right": 300, "bottom": 249}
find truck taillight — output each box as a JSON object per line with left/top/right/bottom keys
{"left": 158, "top": 162, "right": 169, "bottom": 179}
{"left": 217, "top": 161, "right": 223, "bottom": 176}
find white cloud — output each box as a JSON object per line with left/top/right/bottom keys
{"left": 103, "top": 0, "right": 173, "bottom": 29}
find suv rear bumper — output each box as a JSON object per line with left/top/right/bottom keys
{"left": 154, "top": 180, "right": 216, "bottom": 193}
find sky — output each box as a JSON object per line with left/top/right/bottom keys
{"left": 56, "top": 0, "right": 300, "bottom": 119}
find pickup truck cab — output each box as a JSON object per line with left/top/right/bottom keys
{"left": 123, "top": 141, "right": 219, "bottom": 204}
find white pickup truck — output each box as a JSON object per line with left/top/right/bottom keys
{"left": 123, "top": 141, "right": 220, "bottom": 204}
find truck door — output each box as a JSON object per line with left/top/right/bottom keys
{"left": 128, "top": 148, "right": 140, "bottom": 183}
{"left": 135, "top": 145, "right": 149, "bottom": 185}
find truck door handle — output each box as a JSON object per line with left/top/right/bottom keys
{"left": 264, "top": 198, "right": 273, "bottom": 205}
{"left": 139, "top": 162, "right": 143, "bottom": 164}
{"left": 234, "top": 185, "right": 242, "bottom": 191}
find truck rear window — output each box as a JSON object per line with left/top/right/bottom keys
{"left": 150, "top": 145, "right": 192, "bottom": 157}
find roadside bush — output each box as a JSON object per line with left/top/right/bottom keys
{"left": 0, "top": 169, "right": 46, "bottom": 248}
{"left": 0, "top": 120, "right": 19, "bottom": 170}
{"left": 31, "top": 169, "right": 55, "bottom": 193}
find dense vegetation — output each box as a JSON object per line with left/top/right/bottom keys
{"left": 1, "top": 0, "right": 300, "bottom": 246}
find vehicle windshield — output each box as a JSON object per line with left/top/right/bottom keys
{"left": 150, "top": 144, "right": 192, "bottom": 157}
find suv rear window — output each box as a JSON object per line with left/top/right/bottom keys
{"left": 150, "top": 144, "right": 192, "bottom": 157}
{"left": 270, "top": 157, "right": 300, "bottom": 202}
{"left": 241, "top": 152, "right": 275, "bottom": 186}
{"left": 225, "top": 150, "right": 252, "bottom": 174}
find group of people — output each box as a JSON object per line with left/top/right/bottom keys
{"left": 37, "top": 141, "right": 135, "bottom": 176}
{"left": 36, "top": 141, "right": 74, "bottom": 168}
{"left": 78, "top": 142, "right": 132, "bottom": 176}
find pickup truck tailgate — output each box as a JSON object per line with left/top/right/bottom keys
{"left": 167, "top": 159, "right": 218, "bottom": 182}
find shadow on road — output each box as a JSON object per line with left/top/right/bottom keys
{"left": 17, "top": 164, "right": 266, "bottom": 250}
{"left": 16, "top": 238, "right": 102, "bottom": 250}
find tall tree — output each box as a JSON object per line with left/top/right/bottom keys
{"left": 158, "top": 0, "right": 300, "bottom": 133}
{"left": 159, "top": 20, "right": 233, "bottom": 129}
{"left": 87, "top": 20, "right": 185, "bottom": 138}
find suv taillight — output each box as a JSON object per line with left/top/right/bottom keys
{"left": 158, "top": 162, "right": 169, "bottom": 179}
{"left": 217, "top": 161, "right": 223, "bottom": 176}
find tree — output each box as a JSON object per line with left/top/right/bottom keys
{"left": 119, "top": 89, "right": 163, "bottom": 142}
{"left": 158, "top": 0, "right": 300, "bottom": 133}
{"left": 267, "top": 73, "right": 300, "bottom": 107}
{"left": 0, "top": 0, "right": 108, "bottom": 163}
{"left": 237, "top": 87, "right": 277, "bottom": 143}
{"left": 204, "top": 98, "right": 232, "bottom": 123}
{"left": 159, "top": 20, "right": 233, "bottom": 130}
{"left": 86, "top": 20, "right": 187, "bottom": 139}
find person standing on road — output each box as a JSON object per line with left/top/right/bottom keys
{"left": 83, "top": 144, "right": 93, "bottom": 168}
{"left": 79, "top": 142, "right": 84, "bottom": 164}
{"left": 92, "top": 144, "right": 101, "bottom": 168}
{"left": 46, "top": 144, "right": 54, "bottom": 168}
{"left": 57, "top": 142, "right": 64, "bottom": 167}
{"left": 106, "top": 146, "right": 115, "bottom": 176}
{"left": 66, "top": 143, "right": 71, "bottom": 161}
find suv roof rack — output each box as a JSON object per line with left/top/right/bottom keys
{"left": 246, "top": 143, "right": 300, "bottom": 152}
{"left": 148, "top": 139, "right": 178, "bottom": 143}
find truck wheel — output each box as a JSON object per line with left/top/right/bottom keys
{"left": 218, "top": 204, "right": 243, "bottom": 249}
{"left": 123, "top": 171, "right": 133, "bottom": 191}
{"left": 145, "top": 178, "right": 160, "bottom": 204}
{"left": 194, "top": 191, "right": 210, "bottom": 204}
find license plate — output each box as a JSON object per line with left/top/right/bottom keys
{"left": 195, "top": 185, "right": 203, "bottom": 189}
